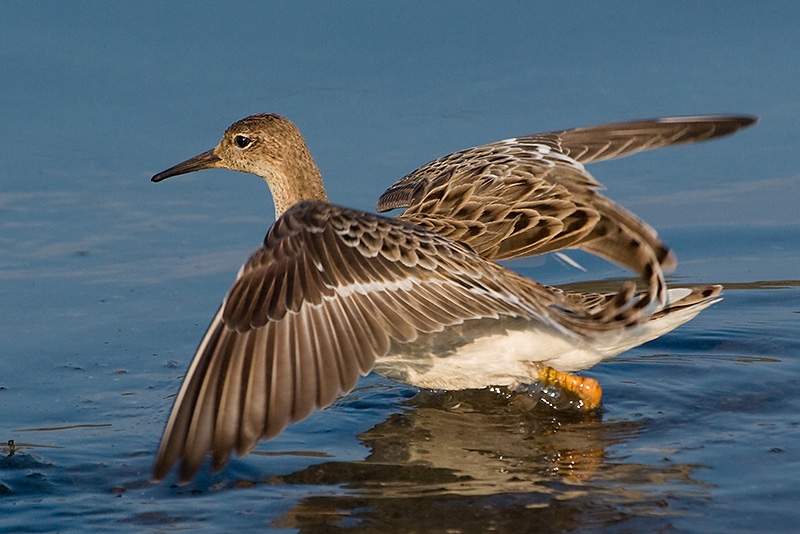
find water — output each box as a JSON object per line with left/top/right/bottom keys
{"left": 2, "top": 2, "right": 799, "bottom": 531}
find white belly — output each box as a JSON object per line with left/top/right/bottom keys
{"left": 371, "top": 290, "right": 714, "bottom": 390}
{"left": 373, "top": 316, "right": 604, "bottom": 390}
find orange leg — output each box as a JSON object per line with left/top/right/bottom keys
{"left": 536, "top": 365, "right": 602, "bottom": 410}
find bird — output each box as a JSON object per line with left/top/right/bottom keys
{"left": 150, "top": 112, "right": 755, "bottom": 483}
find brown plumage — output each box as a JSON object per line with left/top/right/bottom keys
{"left": 379, "top": 116, "right": 756, "bottom": 309}
{"left": 150, "top": 113, "right": 754, "bottom": 483}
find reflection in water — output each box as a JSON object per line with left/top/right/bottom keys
{"left": 270, "top": 389, "right": 710, "bottom": 532}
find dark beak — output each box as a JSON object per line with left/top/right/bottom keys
{"left": 151, "top": 149, "right": 223, "bottom": 182}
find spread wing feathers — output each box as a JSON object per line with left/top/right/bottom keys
{"left": 376, "top": 115, "right": 755, "bottom": 305}
{"left": 377, "top": 115, "right": 756, "bottom": 212}
{"left": 379, "top": 135, "right": 672, "bottom": 307}
{"left": 154, "top": 201, "right": 659, "bottom": 483}
{"left": 552, "top": 115, "right": 757, "bottom": 164}
{"left": 154, "top": 201, "right": 696, "bottom": 482}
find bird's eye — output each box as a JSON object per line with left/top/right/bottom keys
{"left": 234, "top": 135, "right": 252, "bottom": 148}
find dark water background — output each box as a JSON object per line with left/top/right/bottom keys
{"left": 2, "top": 2, "right": 799, "bottom": 532}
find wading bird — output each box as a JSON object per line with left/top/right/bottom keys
{"left": 151, "top": 113, "right": 755, "bottom": 482}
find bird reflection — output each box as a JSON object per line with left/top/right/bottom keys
{"left": 267, "top": 388, "right": 710, "bottom": 531}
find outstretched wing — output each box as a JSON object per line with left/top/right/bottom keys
{"left": 377, "top": 115, "right": 756, "bottom": 305}
{"left": 153, "top": 202, "right": 583, "bottom": 483}
{"left": 153, "top": 201, "right": 726, "bottom": 482}
{"left": 550, "top": 115, "right": 756, "bottom": 164}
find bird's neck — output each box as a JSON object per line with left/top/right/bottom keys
{"left": 266, "top": 150, "right": 329, "bottom": 219}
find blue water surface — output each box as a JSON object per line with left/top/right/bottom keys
{"left": 1, "top": 2, "right": 799, "bottom": 532}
